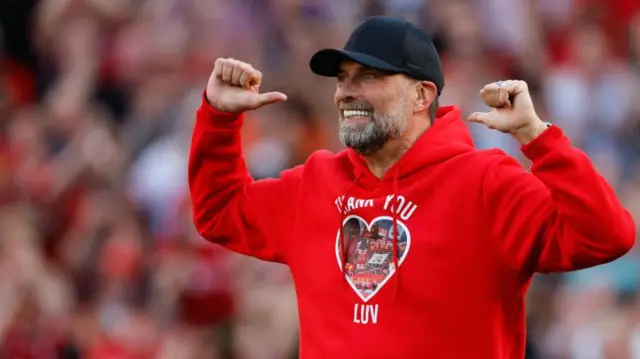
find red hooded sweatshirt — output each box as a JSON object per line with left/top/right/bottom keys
{"left": 188, "top": 94, "right": 635, "bottom": 359}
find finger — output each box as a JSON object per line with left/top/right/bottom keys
{"left": 503, "top": 80, "right": 528, "bottom": 102}
{"left": 489, "top": 80, "right": 528, "bottom": 105}
{"left": 230, "top": 61, "right": 245, "bottom": 86}
{"left": 213, "top": 58, "right": 224, "bottom": 79}
{"left": 467, "top": 112, "right": 491, "bottom": 125}
{"left": 221, "top": 60, "right": 233, "bottom": 83}
{"left": 499, "top": 87, "right": 511, "bottom": 107}
{"left": 480, "top": 83, "right": 511, "bottom": 109}
{"left": 249, "top": 69, "right": 263, "bottom": 88}
{"left": 252, "top": 91, "right": 288, "bottom": 108}
{"left": 238, "top": 65, "right": 254, "bottom": 89}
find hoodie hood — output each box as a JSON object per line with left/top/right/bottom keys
{"left": 346, "top": 105, "right": 475, "bottom": 183}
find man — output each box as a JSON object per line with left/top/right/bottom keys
{"left": 188, "top": 16, "right": 635, "bottom": 359}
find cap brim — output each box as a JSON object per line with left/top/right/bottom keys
{"left": 309, "top": 49, "right": 402, "bottom": 77}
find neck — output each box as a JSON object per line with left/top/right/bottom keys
{"left": 363, "top": 117, "right": 430, "bottom": 179}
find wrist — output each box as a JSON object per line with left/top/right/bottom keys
{"left": 199, "top": 90, "right": 243, "bottom": 127}
{"left": 511, "top": 118, "right": 549, "bottom": 145}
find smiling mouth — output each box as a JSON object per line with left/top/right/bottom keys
{"left": 343, "top": 110, "right": 373, "bottom": 120}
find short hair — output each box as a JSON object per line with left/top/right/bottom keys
{"left": 429, "top": 96, "right": 439, "bottom": 123}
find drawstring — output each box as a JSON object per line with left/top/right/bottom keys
{"left": 339, "top": 172, "right": 364, "bottom": 288}
{"left": 391, "top": 168, "right": 400, "bottom": 300}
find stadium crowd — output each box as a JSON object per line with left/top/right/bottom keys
{"left": 1, "top": 0, "right": 640, "bottom": 358}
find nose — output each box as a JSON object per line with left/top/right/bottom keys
{"left": 335, "top": 81, "right": 358, "bottom": 105}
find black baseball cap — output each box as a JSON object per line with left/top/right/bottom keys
{"left": 309, "top": 16, "right": 444, "bottom": 95}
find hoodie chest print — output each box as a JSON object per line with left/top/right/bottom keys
{"left": 334, "top": 194, "right": 418, "bottom": 325}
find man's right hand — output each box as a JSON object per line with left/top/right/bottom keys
{"left": 206, "top": 58, "right": 287, "bottom": 113}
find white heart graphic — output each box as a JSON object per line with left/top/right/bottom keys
{"left": 335, "top": 215, "right": 411, "bottom": 302}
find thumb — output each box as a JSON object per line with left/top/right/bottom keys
{"left": 468, "top": 112, "right": 491, "bottom": 126}
{"left": 253, "top": 91, "right": 288, "bottom": 108}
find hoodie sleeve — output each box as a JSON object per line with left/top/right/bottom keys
{"left": 482, "top": 125, "right": 635, "bottom": 275}
{"left": 188, "top": 94, "right": 302, "bottom": 263}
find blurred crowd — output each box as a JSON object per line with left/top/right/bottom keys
{"left": 1, "top": 0, "right": 640, "bottom": 358}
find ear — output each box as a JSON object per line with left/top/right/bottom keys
{"left": 414, "top": 81, "right": 437, "bottom": 113}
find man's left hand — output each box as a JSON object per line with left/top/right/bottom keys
{"left": 468, "top": 80, "right": 548, "bottom": 145}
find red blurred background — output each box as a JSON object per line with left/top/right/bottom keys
{"left": 1, "top": 0, "right": 640, "bottom": 358}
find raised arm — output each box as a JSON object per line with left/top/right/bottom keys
{"left": 469, "top": 80, "right": 635, "bottom": 275}
{"left": 188, "top": 58, "right": 296, "bottom": 263}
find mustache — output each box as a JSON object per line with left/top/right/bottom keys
{"left": 339, "top": 101, "right": 373, "bottom": 111}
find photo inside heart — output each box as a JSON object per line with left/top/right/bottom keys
{"left": 335, "top": 215, "right": 411, "bottom": 302}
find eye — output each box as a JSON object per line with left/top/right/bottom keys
{"left": 362, "top": 72, "right": 377, "bottom": 81}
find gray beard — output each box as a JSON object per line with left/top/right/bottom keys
{"left": 338, "top": 100, "right": 406, "bottom": 156}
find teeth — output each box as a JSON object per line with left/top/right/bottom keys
{"left": 343, "top": 110, "right": 372, "bottom": 118}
